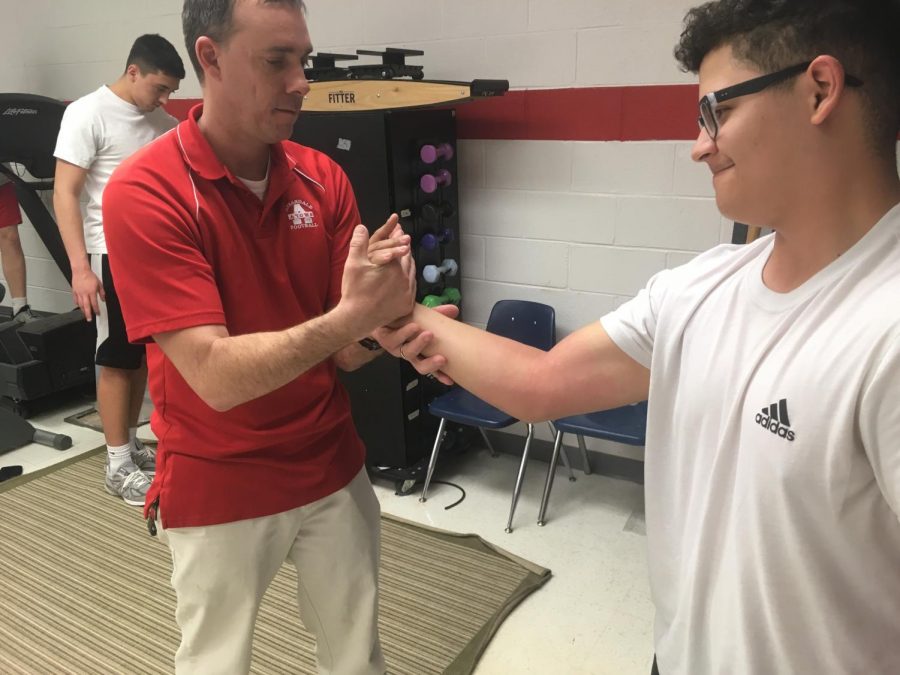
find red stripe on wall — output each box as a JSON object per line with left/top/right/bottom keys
{"left": 165, "top": 99, "right": 198, "bottom": 121}
{"left": 454, "top": 85, "right": 700, "bottom": 141}
{"left": 165, "top": 84, "right": 703, "bottom": 142}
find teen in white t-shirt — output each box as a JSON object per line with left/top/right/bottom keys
{"left": 602, "top": 205, "right": 900, "bottom": 674}
{"left": 52, "top": 34, "right": 184, "bottom": 507}
{"left": 383, "top": 1, "right": 900, "bottom": 673}
{"left": 54, "top": 84, "right": 176, "bottom": 255}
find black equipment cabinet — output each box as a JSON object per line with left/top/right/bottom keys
{"left": 292, "top": 109, "right": 462, "bottom": 470}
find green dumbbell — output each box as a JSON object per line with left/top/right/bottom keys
{"left": 422, "top": 287, "right": 461, "bottom": 308}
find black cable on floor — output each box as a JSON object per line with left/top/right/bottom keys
{"left": 428, "top": 480, "right": 466, "bottom": 510}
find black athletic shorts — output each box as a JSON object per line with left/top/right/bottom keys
{"left": 90, "top": 254, "right": 144, "bottom": 370}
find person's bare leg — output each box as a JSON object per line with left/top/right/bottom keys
{"left": 101, "top": 363, "right": 153, "bottom": 504}
{"left": 128, "top": 359, "right": 148, "bottom": 430}
{"left": 126, "top": 358, "right": 156, "bottom": 475}
{"left": 98, "top": 365, "right": 132, "bottom": 448}
{"left": 0, "top": 226, "right": 27, "bottom": 299}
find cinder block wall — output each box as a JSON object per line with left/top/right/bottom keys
{"left": 2, "top": 0, "right": 897, "bottom": 459}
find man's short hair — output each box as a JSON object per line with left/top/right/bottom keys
{"left": 674, "top": 0, "right": 900, "bottom": 159}
{"left": 182, "top": 0, "right": 306, "bottom": 82}
{"left": 126, "top": 34, "right": 186, "bottom": 80}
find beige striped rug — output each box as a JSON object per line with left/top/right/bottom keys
{"left": 0, "top": 450, "right": 550, "bottom": 674}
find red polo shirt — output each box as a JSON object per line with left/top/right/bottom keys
{"left": 103, "top": 105, "right": 365, "bottom": 528}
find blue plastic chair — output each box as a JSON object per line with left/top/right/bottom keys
{"left": 420, "top": 300, "right": 556, "bottom": 533}
{"left": 537, "top": 401, "right": 648, "bottom": 526}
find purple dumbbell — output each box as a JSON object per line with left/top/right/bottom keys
{"left": 419, "top": 169, "right": 453, "bottom": 194}
{"left": 420, "top": 233, "right": 439, "bottom": 252}
{"left": 419, "top": 228, "right": 454, "bottom": 252}
{"left": 420, "top": 142, "right": 454, "bottom": 165}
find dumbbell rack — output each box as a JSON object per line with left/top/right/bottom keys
{"left": 293, "top": 50, "right": 506, "bottom": 492}
{"left": 291, "top": 104, "right": 463, "bottom": 492}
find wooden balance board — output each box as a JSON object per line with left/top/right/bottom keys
{"left": 303, "top": 79, "right": 508, "bottom": 112}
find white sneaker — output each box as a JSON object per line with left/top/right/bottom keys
{"left": 105, "top": 461, "right": 152, "bottom": 506}
{"left": 131, "top": 439, "right": 156, "bottom": 475}
{"left": 13, "top": 305, "right": 36, "bottom": 323}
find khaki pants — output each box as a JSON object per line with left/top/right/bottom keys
{"left": 159, "top": 467, "right": 384, "bottom": 674}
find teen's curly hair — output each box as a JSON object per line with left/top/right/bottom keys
{"left": 674, "top": 0, "right": 900, "bottom": 158}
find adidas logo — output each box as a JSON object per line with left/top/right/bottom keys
{"left": 754, "top": 398, "right": 796, "bottom": 442}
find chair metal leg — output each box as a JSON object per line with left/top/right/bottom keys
{"left": 576, "top": 434, "right": 593, "bottom": 475}
{"left": 479, "top": 427, "right": 498, "bottom": 457}
{"left": 548, "top": 422, "right": 575, "bottom": 481}
{"left": 538, "top": 429, "right": 564, "bottom": 526}
{"left": 420, "top": 418, "right": 447, "bottom": 503}
{"left": 559, "top": 445, "right": 576, "bottom": 481}
{"left": 505, "top": 422, "right": 534, "bottom": 533}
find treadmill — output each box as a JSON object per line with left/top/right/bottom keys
{"left": 0, "top": 93, "right": 95, "bottom": 417}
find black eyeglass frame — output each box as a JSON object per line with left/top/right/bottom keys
{"left": 697, "top": 61, "right": 864, "bottom": 140}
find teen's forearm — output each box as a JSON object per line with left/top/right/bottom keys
{"left": 411, "top": 304, "right": 650, "bottom": 420}
{"left": 410, "top": 304, "right": 552, "bottom": 420}
{"left": 53, "top": 192, "right": 89, "bottom": 269}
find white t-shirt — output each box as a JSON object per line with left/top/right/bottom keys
{"left": 237, "top": 160, "right": 270, "bottom": 201}
{"left": 602, "top": 203, "right": 900, "bottom": 674}
{"left": 53, "top": 85, "right": 176, "bottom": 254}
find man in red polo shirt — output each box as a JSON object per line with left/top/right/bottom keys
{"left": 102, "top": 1, "right": 427, "bottom": 672}
{"left": 0, "top": 176, "right": 35, "bottom": 322}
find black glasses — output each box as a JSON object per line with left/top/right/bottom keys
{"left": 697, "top": 61, "right": 864, "bottom": 140}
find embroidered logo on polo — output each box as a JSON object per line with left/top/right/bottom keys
{"left": 287, "top": 199, "right": 318, "bottom": 230}
{"left": 754, "top": 398, "right": 796, "bottom": 442}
